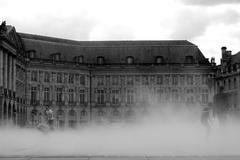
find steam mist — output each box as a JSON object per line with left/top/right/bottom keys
{"left": 1, "top": 98, "right": 240, "bottom": 156}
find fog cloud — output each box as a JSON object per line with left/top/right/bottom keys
{"left": 182, "top": 0, "right": 240, "bottom": 6}
{"left": 170, "top": 9, "right": 240, "bottom": 40}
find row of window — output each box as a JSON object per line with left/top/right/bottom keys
{"left": 30, "top": 51, "right": 195, "bottom": 64}
{"left": 31, "top": 71, "right": 86, "bottom": 85}
{"left": 31, "top": 87, "right": 86, "bottom": 104}
{"left": 31, "top": 86, "right": 209, "bottom": 105}
{"left": 217, "top": 77, "right": 238, "bottom": 91}
{"left": 96, "top": 75, "right": 208, "bottom": 86}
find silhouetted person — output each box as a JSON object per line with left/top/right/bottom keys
{"left": 213, "top": 86, "right": 229, "bottom": 126}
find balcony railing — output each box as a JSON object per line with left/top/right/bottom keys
{"left": 43, "top": 100, "right": 52, "bottom": 106}
{"left": 56, "top": 101, "right": 65, "bottom": 106}
{"left": 68, "top": 101, "right": 77, "bottom": 106}
{"left": 30, "top": 100, "right": 40, "bottom": 106}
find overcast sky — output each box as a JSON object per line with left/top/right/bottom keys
{"left": 1, "top": 0, "right": 240, "bottom": 64}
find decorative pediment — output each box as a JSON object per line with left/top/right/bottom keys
{"left": 0, "top": 21, "right": 25, "bottom": 54}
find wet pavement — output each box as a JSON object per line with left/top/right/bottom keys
{"left": 0, "top": 156, "right": 240, "bottom": 160}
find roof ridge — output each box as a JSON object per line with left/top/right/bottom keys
{"left": 18, "top": 32, "right": 196, "bottom": 46}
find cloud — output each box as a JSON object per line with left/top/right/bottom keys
{"left": 90, "top": 25, "right": 135, "bottom": 40}
{"left": 170, "top": 10, "right": 210, "bottom": 40}
{"left": 182, "top": 0, "right": 240, "bottom": 6}
{"left": 170, "top": 9, "right": 240, "bottom": 40}
{"left": 6, "top": 14, "right": 98, "bottom": 41}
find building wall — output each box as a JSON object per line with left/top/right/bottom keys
{"left": 25, "top": 61, "right": 213, "bottom": 127}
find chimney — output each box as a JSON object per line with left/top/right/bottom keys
{"left": 211, "top": 57, "right": 216, "bottom": 66}
{"left": 221, "top": 46, "right": 227, "bottom": 57}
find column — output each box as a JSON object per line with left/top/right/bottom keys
{"left": 13, "top": 58, "right": 16, "bottom": 92}
{"left": 4, "top": 52, "right": 8, "bottom": 89}
{"left": 0, "top": 49, "right": 3, "bottom": 86}
{"left": 8, "top": 55, "right": 12, "bottom": 90}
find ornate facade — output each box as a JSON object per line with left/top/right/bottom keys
{"left": 0, "top": 22, "right": 219, "bottom": 128}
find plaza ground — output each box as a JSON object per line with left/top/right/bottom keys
{"left": 0, "top": 156, "right": 240, "bottom": 160}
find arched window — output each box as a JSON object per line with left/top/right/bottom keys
{"left": 126, "top": 56, "right": 134, "bottom": 64}
{"left": 69, "top": 109, "right": 76, "bottom": 117}
{"left": 97, "top": 56, "right": 104, "bottom": 64}
{"left": 156, "top": 56, "right": 164, "bottom": 64}
{"left": 57, "top": 109, "right": 64, "bottom": 117}
{"left": 80, "top": 110, "right": 87, "bottom": 117}
{"left": 112, "top": 110, "right": 120, "bottom": 117}
{"left": 185, "top": 56, "right": 194, "bottom": 64}
{"left": 98, "top": 110, "right": 105, "bottom": 117}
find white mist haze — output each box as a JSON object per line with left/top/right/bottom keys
{"left": 1, "top": 99, "right": 240, "bottom": 156}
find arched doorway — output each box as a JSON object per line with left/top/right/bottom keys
{"left": 68, "top": 109, "right": 77, "bottom": 128}
{"left": 57, "top": 109, "right": 65, "bottom": 128}
{"left": 12, "top": 104, "right": 17, "bottom": 125}
{"left": 8, "top": 103, "right": 11, "bottom": 121}
{"left": 3, "top": 101, "right": 7, "bottom": 120}
{"left": 80, "top": 109, "right": 88, "bottom": 124}
{"left": 111, "top": 109, "right": 121, "bottom": 122}
{"left": 31, "top": 108, "right": 38, "bottom": 125}
{"left": 17, "top": 106, "right": 20, "bottom": 125}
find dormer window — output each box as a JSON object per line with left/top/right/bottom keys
{"left": 156, "top": 56, "right": 164, "bottom": 64}
{"left": 74, "top": 56, "right": 84, "bottom": 64}
{"left": 185, "top": 56, "right": 194, "bottom": 64}
{"left": 126, "top": 56, "right": 134, "bottom": 64}
{"left": 28, "top": 50, "right": 36, "bottom": 59}
{"left": 50, "top": 53, "right": 61, "bottom": 61}
{"left": 97, "top": 56, "right": 104, "bottom": 64}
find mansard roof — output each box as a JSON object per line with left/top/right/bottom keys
{"left": 18, "top": 32, "right": 209, "bottom": 64}
{"left": 231, "top": 51, "right": 240, "bottom": 64}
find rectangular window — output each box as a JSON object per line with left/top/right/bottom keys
{"left": 80, "top": 75, "right": 85, "bottom": 85}
{"left": 31, "top": 71, "right": 38, "bottom": 82}
{"left": 127, "top": 76, "right": 134, "bottom": 85}
{"left": 69, "top": 89, "right": 74, "bottom": 102}
{"left": 201, "top": 89, "right": 209, "bottom": 104}
{"left": 172, "top": 89, "right": 179, "bottom": 102}
{"left": 57, "top": 73, "right": 62, "bottom": 83}
{"left": 202, "top": 75, "right": 207, "bottom": 85}
{"left": 97, "top": 76, "right": 104, "bottom": 86}
{"left": 180, "top": 75, "right": 185, "bottom": 85}
{"left": 150, "top": 76, "right": 155, "bottom": 84}
{"left": 165, "top": 75, "right": 170, "bottom": 85}
{"left": 126, "top": 89, "right": 134, "bottom": 104}
{"left": 56, "top": 88, "right": 63, "bottom": 102}
{"left": 142, "top": 76, "right": 148, "bottom": 85}
{"left": 195, "top": 75, "right": 200, "bottom": 85}
{"left": 31, "top": 87, "right": 37, "bottom": 101}
{"left": 157, "top": 75, "right": 163, "bottom": 85}
{"left": 187, "top": 89, "right": 194, "bottom": 103}
{"left": 69, "top": 74, "right": 74, "bottom": 84}
{"left": 157, "top": 89, "right": 164, "bottom": 100}
{"left": 43, "top": 87, "right": 50, "bottom": 102}
{"left": 112, "top": 76, "right": 119, "bottom": 85}
{"left": 172, "top": 75, "right": 178, "bottom": 86}
{"left": 112, "top": 89, "right": 120, "bottom": 104}
{"left": 44, "top": 72, "right": 50, "bottom": 82}
{"left": 79, "top": 90, "right": 85, "bottom": 104}
{"left": 187, "top": 75, "right": 193, "bottom": 85}
{"left": 97, "top": 89, "right": 104, "bottom": 104}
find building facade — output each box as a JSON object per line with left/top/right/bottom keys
{"left": 0, "top": 22, "right": 220, "bottom": 128}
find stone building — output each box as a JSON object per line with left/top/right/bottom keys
{"left": 215, "top": 47, "right": 240, "bottom": 112}
{"left": 0, "top": 22, "right": 216, "bottom": 128}
{"left": 0, "top": 22, "right": 27, "bottom": 126}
